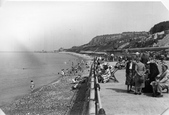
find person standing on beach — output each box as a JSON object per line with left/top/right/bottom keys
{"left": 81, "top": 59, "right": 85, "bottom": 65}
{"left": 61, "top": 69, "right": 65, "bottom": 76}
{"left": 30, "top": 80, "right": 35, "bottom": 92}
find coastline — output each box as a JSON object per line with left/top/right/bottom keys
{"left": 59, "top": 51, "right": 93, "bottom": 61}
{"left": 1, "top": 52, "right": 92, "bottom": 115}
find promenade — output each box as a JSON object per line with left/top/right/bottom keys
{"left": 99, "top": 62, "right": 169, "bottom": 115}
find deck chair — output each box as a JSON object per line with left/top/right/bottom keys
{"left": 110, "top": 68, "right": 119, "bottom": 82}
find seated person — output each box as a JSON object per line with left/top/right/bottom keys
{"left": 109, "top": 66, "right": 119, "bottom": 82}
{"left": 151, "top": 64, "right": 169, "bottom": 97}
{"left": 96, "top": 64, "right": 104, "bottom": 83}
{"left": 97, "top": 63, "right": 111, "bottom": 83}
{"left": 102, "top": 67, "right": 111, "bottom": 83}
{"left": 72, "top": 75, "right": 81, "bottom": 83}
{"left": 115, "top": 61, "right": 121, "bottom": 69}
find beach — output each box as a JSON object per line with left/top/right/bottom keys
{"left": 0, "top": 52, "right": 92, "bottom": 115}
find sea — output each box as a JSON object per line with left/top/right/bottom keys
{"left": 0, "top": 52, "right": 82, "bottom": 107}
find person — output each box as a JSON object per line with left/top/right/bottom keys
{"left": 144, "top": 59, "right": 160, "bottom": 93}
{"left": 30, "top": 80, "right": 35, "bottom": 92}
{"left": 99, "top": 63, "right": 110, "bottom": 83}
{"left": 159, "top": 56, "right": 166, "bottom": 71}
{"left": 111, "top": 53, "right": 114, "bottom": 61}
{"left": 141, "top": 53, "right": 149, "bottom": 65}
{"left": 134, "top": 57, "right": 146, "bottom": 95}
{"left": 72, "top": 75, "right": 81, "bottom": 83}
{"left": 151, "top": 64, "right": 169, "bottom": 97}
{"left": 102, "top": 66, "right": 111, "bottom": 83}
{"left": 125, "top": 56, "right": 136, "bottom": 92}
{"left": 109, "top": 66, "right": 119, "bottom": 82}
{"left": 96, "top": 62, "right": 111, "bottom": 83}
{"left": 77, "top": 63, "right": 82, "bottom": 72}
{"left": 135, "top": 52, "right": 140, "bottom": 58}
{"left": 61, "top": 69, "right": 65, "bottom": 76}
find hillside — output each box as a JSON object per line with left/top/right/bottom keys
{"left": 149, "top": 21, "right": 169, "bottom": 34}
{"left": 66, "top": 21, "right": 169, "bottom": 53}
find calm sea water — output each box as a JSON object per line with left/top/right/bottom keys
{"left": 0, "top": 52, "right": 80, "bottom": 106}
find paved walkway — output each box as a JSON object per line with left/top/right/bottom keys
{"left": 100, "top": 62, "right": 169, "bottom": 115}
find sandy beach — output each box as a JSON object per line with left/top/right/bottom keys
{"left": 0, "top": 52, "right": 92, "bottom": 115}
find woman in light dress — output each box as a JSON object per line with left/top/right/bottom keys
{"left": 134, "top": 57, "right": 146, "bottom": 95}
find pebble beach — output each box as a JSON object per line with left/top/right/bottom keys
{"left": 0, "top": 52, "right": 92, "bottom": 115}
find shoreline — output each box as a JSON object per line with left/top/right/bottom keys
{"left": 0, "top": 52, "right": 81, "bottom": 107}
{"left": 1, "top": 52, "right": 92, "bottom": 115}
{"left": 59, "top": 51, "right": 93, "bottom": 61}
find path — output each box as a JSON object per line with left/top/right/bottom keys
{"left": 99, "top": 62, "right": 169, "bottom": 115}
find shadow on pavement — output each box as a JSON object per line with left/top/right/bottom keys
{"left": 106, "top": 88, "right": 157, "bottom": 97}
{"left": 106, "top": 88, "right": 128, "bottom": 93}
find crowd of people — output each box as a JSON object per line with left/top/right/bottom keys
{"left": 29, "top": 53, "right": 169, "bottom": 97}
{"left": 125, "top": 52, "right": 169, "bottom": 97}
{"left": 58, "top": 59, "right": 89, "bottom": 77}
{"left": 93, "top": 52, "right": 169, "bottom": 97}
{"left": 95, "top": 57, "right": 119, "bottom": 83}
{"left": 29, "top": 58, "right": 90, "bottom": 91}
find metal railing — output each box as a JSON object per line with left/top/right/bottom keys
{"left": 88, "top": 57, "right": 106, "bottom": 115}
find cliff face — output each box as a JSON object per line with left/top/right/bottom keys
{"left": 66, "top": 31, "right": 150, "bottom": 52}
{"left": 88, "top": 34, "right": 122, "bottom": 46}
{"left": 88, "top": 32, "right": 149, "bottom": 46}
{"left": 66, "top": 21, "right": 169, "bottom": 52}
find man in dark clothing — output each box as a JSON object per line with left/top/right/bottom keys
{"left": 125, "top": 56, "right": 136, "bottom": 92}
{"left": 143, "top": 61, "right": 160, "bottom": 93}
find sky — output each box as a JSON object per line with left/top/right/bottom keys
{"left": 0, "top": 1, "right": 169, "bottom": 51}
